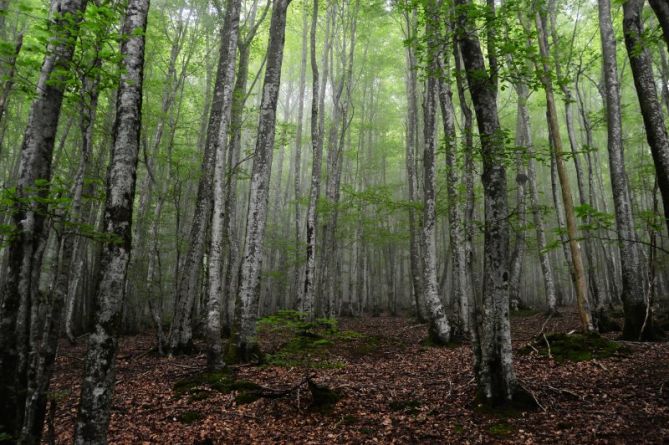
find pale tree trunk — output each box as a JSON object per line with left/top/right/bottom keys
{"left": 205, "top": 0, "right": 242, "bottom": 371}
{"left": 73, "top": 0, "right": 149, "bottom": 441}
{"left": 610, "top": 0, "right": 657, "bottom": 339}
{"left": 402, "top": 7, "right": 427, "bottom": 322}
{"left": 437, "top": 45, "right": 470, "bottom": 335}
{"left": 455, "top": 0, "right": 517, "bottom": 405}
{"left": 517, "top": 84, "right": 558, "bottom": 313}
{"left": 292, "top": 2, "right": 308, "bottom": 309}
{"left": 167, "top": 5, "right": 240, "bottom": 354}
{"left": 421, "top": 0, "right": 451, "bottom": 345}
{"left": 623, "top": 0, "right": 669, "bottom": 237}
{"left": 232, "top": 0, "right": 291, "bottom": 361}
{"left": 535, "top": 11, "right": 594, "bottom": 332}
{"left": 0, "top": 0, "right": 88, "bottom": 436}
{"left": 302, "top": 0, "right": 323, "bottom": 320}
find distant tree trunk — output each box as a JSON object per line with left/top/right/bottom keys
{"left": 623, "top": 0, "right": 669, "bottom": 237}
{"left": 204, "top": 0, "right": 242, "bottom": 371}
{"left": 0, "top": 0, "right": 88, "bottom": 436}
{"left": 73, "top": 0, "right": 149, "bottom": 442}
{"left": 0, "top": 33, "right": 22, "bottom": 134}
{"left": 455, "top": 0, "right": 518, "bottom": 405}
{"left": 421, "top": 0, "right": 451, "bottom": 345}
{"left": 232, "top": 0, "right": 291, "bottom": 361}
{"left": 535, "top": 10, "right": 594, "bottom": 332}
{"left": 402, "top": 7, "right": 427, "bottom": 322}
{"left": 516, "top": 83, "right": 558, "bottom": 313}
{"left": 167, "top": 5, "right": 240, "bottom": 355}
{"left": 302, "top": 0, "right": 322, "bottom": 320}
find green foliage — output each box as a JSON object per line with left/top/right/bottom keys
{"left": 257, "top": 310, "right": 365, "bottom": 368}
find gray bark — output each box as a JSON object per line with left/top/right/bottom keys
{"left": 455, "top": 0, "right": 517, "bottom": 405}
{"left": 73, "top": 0, "right": 149, "bottom": 442}
{"left": 233, "top": 0, "right": 291, "bottom": 359}
{"left": 0, "top": 0, "right": 88, "bottom": 436}
{"left": 623, "top": 0, "right": 669, "bottom": 237}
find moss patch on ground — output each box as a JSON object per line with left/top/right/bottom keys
{"left": 173, "top": 371, "right": 263, "bottom": 404}
{"left": 521, "top": 332, "right": 627, "bottom": 363}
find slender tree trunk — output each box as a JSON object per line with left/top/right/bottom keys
{"left": 232, "top": 0, "right": 291, "bottom": 360}
{"left": 535, "top": 11, "right": 594, "bottom": 332}
{"left": 205, "top": 0, "right": 243, "bottom": 371}
{"left": 167, "top": 6, "right": 241, "bottom": 354}
{"left": 303, "top": 0, "right": 322, "bottom": 320}
{"left": 623, "top": 0, "right": 669, "bottom": 236}
{"left": 603, "top": 0, "right": 653, "bottom": 339}
{"left": 650, "top": 0, "right": 669, "bottom": 51}
{"left": 421, "top": 0, "right": 451, "bottom": 345}
{"left": 0, "top": 0, "right": 88, "bottom": 436}
{"left": 73, "top": 0, "right": 149, "bottom": 441}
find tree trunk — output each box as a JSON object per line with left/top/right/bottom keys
{"left": 204, "top": 0, "right": 243, "bottom": 371}
{"left": 421, "top": 0, "right": 451, "bottom": 345}
{"left": 232, "top": 0, "right": 291, "bottom": 361}
{"left": 606, "top": 0, "right": 654, "bottom": 339}
{"left": 73, "top": 0, "right": 149, "bottom": 441}
{"left": 0, "top": 0, "right": 88, "bottom": 436}
{"left": 455, "top": 0, "right": 518, "bottom": 405}
{"left": 623, "top": 0, "right": 669, "bottom": 237}
{"left": 534, "top": 11, "right": 594, "bottom": 332}
{"left": 302, "top": 0, "right": 322, "bottom": 320}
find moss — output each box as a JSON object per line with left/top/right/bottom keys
{"left": 174, "top": 371, "right": 267, "bottom": 404}
{"left": 173, "top": 371, "right": 232, "bottom": 396}
{"left": 489, "top": 421, "right": 514, "bottom": 437}
{"left": 341, "top": 414, "right": 358, "bottom": 425}
{"left": 389, "top": 399, "right": 421, "bottom": 414}
{"left": 178, "top": 411, "right": 202, "bottom": 424}
{"left": 521, "top": 332, "right": 627, "bottom": 363}
{"left": 421, "top": 335, "right": 461, "bottom": 349}
{"left": 453, "top": 423, "right": 464, "bottom": 433}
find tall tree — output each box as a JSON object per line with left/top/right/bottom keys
{"left": 623, "top": 0, "right": 669, "bottom": 237}
{"left": 73, "top": 0, "right": 149, "bottom": 441}
{"left": 534, "top": 7, "right": 594, "bottom": 332}
{"left": 598, "top": 0, "right": 652, "bottom": 339}
{"left": 0, "top": 0, "right": 88, "bottom": 436}
{"left": 204, "top": 0, "right": 243, "bottom": 371}
{"left": 455, "top": 0, "right": 519, "bottom": 405}
{"left": 421, "top": 0, "right": 451, "bottom": 345}
{"left": 232, "top": 0, "right": 292, "bottom": 360}
{"left": 302, "top": 0, "right": 322, "bottom": 320}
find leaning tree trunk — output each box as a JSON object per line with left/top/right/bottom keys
{"left": 0, "top": 0, "right": 87, "bottom": 437}
{"left": 232, "top": 0, "right": 292, "bottom": 361}
{"left": 623, "top": 0, "right": 669, "bottom": 237}
{"left": 535, "top": 10, "right": 594, "bottom": 332}
{"left": 421, "top": 0, "right": 451, "bottom": 345}
{"left": 455, "top": 0, "right": 518, "bottom": 406}
{"left": 650, "top": 0, "right": 669, "bottom": 51}
{"left": 73, "top": 0, "right": 149, "bottom": 442}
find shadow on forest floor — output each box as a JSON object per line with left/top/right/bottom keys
{"left": 47, "top": 306, "right": 669, "bottom": 444}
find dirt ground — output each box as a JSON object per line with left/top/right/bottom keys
{"left": 48, "top": 308, "right": 669, "bottom": 444}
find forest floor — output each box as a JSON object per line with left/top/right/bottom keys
{"left": 48, "top": 307, "right": 669, "bottom": 444}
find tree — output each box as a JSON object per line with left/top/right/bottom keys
{"left": 232, "top": 0, "right": 292, "bottom": 361}
{"left": 73, "top": 0, "right": 150, "bottom": 441}
{"left": 455, "top": 0, "right": 519, "bottom": 405}
{"left": 598, "top": 0, "right": 652, "bottom": 339}
{"left": 0, "top": 0, "right": 88, "bottom": 437}
{"left": 623, "top": 0, "right": 669, "bottom": 237}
